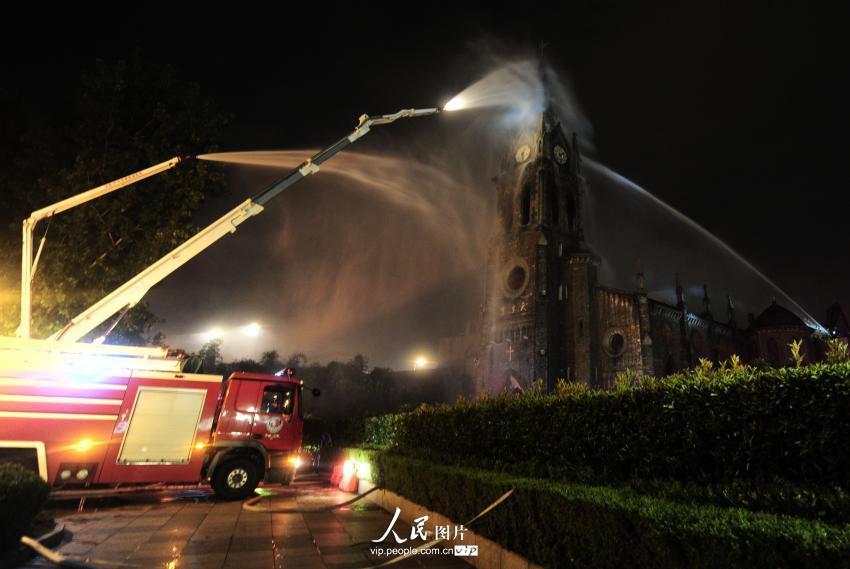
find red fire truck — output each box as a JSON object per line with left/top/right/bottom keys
{"left": 0, "top": 338, "right": 318, "bottom": 499}
{"left": 0, "top": 107, "right": 443, "bottom": 499}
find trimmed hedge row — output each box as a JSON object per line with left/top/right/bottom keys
{"left": 0, "top": 462, "right": 50, "bottom": 551}
{"left": 350, "top": 449, "right": 850, "bottom": 569}
{"left": 628, "top": 478, "right": 850, "bottom": 524}
{"left": 362, "top": 363, "right": 850, "bottom": 486}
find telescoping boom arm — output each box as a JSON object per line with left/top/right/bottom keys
{"left": 50, "top": 108, "right": 442, "bottom": 342}
{"left": 18, "top": 157, "right": 188, "bottom": 339}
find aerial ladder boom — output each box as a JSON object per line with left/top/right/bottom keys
{"left": 49, "top": 108, "right": 442, "bottom": 342}
{"left": 18, "top": 156, "right": 188, "bottom": 339}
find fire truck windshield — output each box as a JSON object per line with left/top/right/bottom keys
{"left": 261, "top": 385, "right": 294, "bottom": 415}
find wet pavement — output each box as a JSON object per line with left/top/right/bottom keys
{"left": 18, "top": 473, "right": 470, "bottom": 569}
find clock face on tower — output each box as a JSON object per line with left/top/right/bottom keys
{"left": 515, "top": 144, "right": 531, "bottom": 163}
{"left": 553, "top": 145, "right": 568, "bottom": 164}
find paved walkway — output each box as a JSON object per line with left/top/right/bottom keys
{"left": 18, "top": 474, "right": 470, "bottom": 569}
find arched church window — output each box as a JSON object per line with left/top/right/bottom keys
{"left": 552, "top": 198, "right": 559, "bottom": 224}
{"left": 520, "top": 184, "right": 532, "bottom": 225}
{"left": 691, "top": 330, "right": 705, "bottom": 358}
{"left": 665, "top": 354, "right": 676, "bottom": 375}
{"left": 766, "top": 338, "right": 780, "bottom": 364}
{"left": 717, "top": 337, "right": 732, "bottom": 360}
{"left": 661, "top": 322, "right": 674, "bottom": 346}
{"left": 551, "top": 182, "right": 559, "bottom": 225}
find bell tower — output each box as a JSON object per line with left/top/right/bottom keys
{"left": 477, "top": 101, "right": 599, "bottom": 393}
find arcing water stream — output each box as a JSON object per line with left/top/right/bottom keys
{"left": 444, "top": 58, "right": 823, "bottom": 330}
{"left": 187, "top": 58, "right": 823, "bottom": 362}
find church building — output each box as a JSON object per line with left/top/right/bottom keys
{"left": 439, "top": 101, "right": 837, "bottom": 394}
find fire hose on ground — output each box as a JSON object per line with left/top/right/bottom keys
{"left": 19, "top": 533, "right": 137, "bottom": 569}
{"left": 242, "top": 481, "right": 515, "bottom": 568}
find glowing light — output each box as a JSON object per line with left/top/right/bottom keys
{"left": 76, "top": 438, "right": 92, "bottom": 452}
{"left": 243, "top": 322, "right": 261, "bottom": 336}
{"left": 204, "top": 327, "right": 224, "bottom": 341}
{"left": 356, "top": 461, "right": 371, "bottom": 480}
{"left": 287, "top": 455, "right": 302, "bottom": 469}
{"left": 195, "top": 442, "right": 206, "bottom": 450}
{"left": 443, "top": 95, "right": 465, "bottom": 111}
{"left": 413, "top": 356, "right": 429, "bottom": 371}
{"left": 342, "top": 460, "right": 355, "bottom": 477}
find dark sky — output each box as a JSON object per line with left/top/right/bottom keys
{"left": 2, "top": 3, "right": 848, "bottom": 366}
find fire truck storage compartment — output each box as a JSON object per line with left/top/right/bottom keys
{"left": 0, "top": 441, "right": 47, "bottom": 479}
{"left": 118, "top": 387, "right": 206, "bottom": 464}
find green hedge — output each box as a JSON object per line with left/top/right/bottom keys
{"left": 0, "top": 463, "right": 50, "bottom": 551}
{"left": 628, "top": 479, "right": 850, "bottom": 524}
{"left": 352, "top": 449, "right": 850, "bottom": 569}
{"left": 362, "top": 363, "right": 850, "bottom": 486}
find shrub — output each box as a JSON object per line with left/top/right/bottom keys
{"left": 354, "top": 450, "right": 850, "bottom": 569}
{"left": 790, "top": 339, "right": 805, "bottom": 367}
{"left": 825, "top": 339, "right": 848, "bottom": 364}
{"left": 0, "top": 463, "right": 50, "bottom": 551}
{"left": 361, "top": 362, "right": 850, "bottom": 486}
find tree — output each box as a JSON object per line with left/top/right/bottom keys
{"left": 259, "top": 350, "right": 283, "bottom": 372}
{"left": 284, "top": 352, "right": 307, "bottom": 370}
{"left": 0, "top": 53, "right": 228, "bottom": 344}
{"left": 192, "top": 339, "right": 222, "bottom": 374}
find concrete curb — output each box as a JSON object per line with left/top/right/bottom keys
{"left": 359, "top": 481, "right": 544, "bottom": 569}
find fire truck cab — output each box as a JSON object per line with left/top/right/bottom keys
{"left": 205, "top": 370, "right": 311, "bottom": 499}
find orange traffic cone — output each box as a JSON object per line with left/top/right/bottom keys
{"left": 338, "top": 460, "right": 358, "bottom": 492}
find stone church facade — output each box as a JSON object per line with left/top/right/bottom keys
{"left": 439, "top": 105, "right": 840, "bottom": 394}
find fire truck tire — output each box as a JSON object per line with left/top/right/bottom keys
{"left": 212, "top": 458, "right": 260, "bottom": 500}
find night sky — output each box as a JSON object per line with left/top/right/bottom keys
{"left": 2, "top": 4, "right": 848, "bottom": 367}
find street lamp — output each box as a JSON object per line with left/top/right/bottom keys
{"left": 242, "top": 322, "right": 261, "bottom": 336}
{"left": 413, "top": 356, "right": 428, "bottom": 371}
{"left": 204, "top": 327, "right": 224, "bottom": 341}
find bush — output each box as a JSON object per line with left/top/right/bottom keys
{"left": 0, "top": 463, "right": 50, "bottom": 551}
{"left": 353, "top": 449, "right": 850, "bottom": 569}
{"left": 361, "top": 362, "right": 850, "bottom": 487}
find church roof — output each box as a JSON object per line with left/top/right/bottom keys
{"left": 749, "top": 301, "right": 807, "bottom": 330}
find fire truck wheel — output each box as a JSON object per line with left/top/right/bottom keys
{"left": 212, "top": 458, "right": 260, "bottom": 500}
